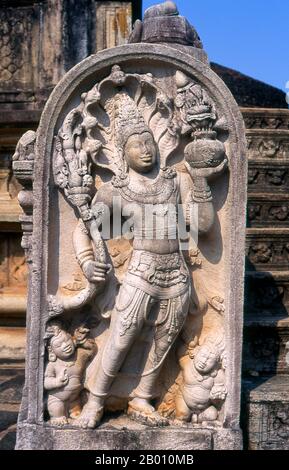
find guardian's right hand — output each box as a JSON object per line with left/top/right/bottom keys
{"left": 82, "top": 260, "right": 110, "bottom": 284}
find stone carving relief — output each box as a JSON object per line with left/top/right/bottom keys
{"left": 0, "top": 234, "right": 28, "bottom": 290}
{"left": 43, "top": 63, "right": 229, "bottom": 429}
{"left": 0, "top": 6, "right": 36, "bottom": 88}
{"left": 62, "top": 272, "right": 86, "bottom": 293}
{"left": 12, "top": 2, "right": 247, "bottom": 450}
{"left": 266, "top": 169, "right": 287, "bottom": 186}
{"left": 176, "top": 336, "right": 226, "bottom": 425}
{"left": 159, "top": 331, "right": 227, "bottom": 425}
{"left": 0, "top": 157, "right": 10, "bottom": 198}
{"left": 247, "top": 243, "right": 273, "bottom": 264}
{"left": 259, "top": 140, "right": 280, "bottom": 159}
{"left": 247, "top": 137, "right": 289, "bottom": 160}
{"left": 285, "top": 341, "right": 289, "bottom": 367}
{"left": 95, "top": 2, "right": 132, "bottom": 51}
{"left": 274, "top": 408, "right": 289, "bottom": 440}
{"left": 247, "top": 204, "right": 262, "bottom": 222}
{"left": 264, "top": 118, "right": 284, "bottom": 130}
{"left": 248, "top": 168, "right": 260, "bottom": 185}
{"left": 129, "top": 1, "right": 203, "bottom": 48}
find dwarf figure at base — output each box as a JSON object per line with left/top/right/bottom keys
{"left": 44, "top": 321, "right": 96, "bottom": 426}
{"left": 174, "top": 335, "right": 227, "bottom": 425}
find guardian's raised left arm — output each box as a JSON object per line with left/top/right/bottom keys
{"left": 182, "top": 159, "right": 227, "bottom": 235}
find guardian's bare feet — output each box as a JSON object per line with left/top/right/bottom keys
{"left": 74, "top": 394, "right": 104, "bottom": 429}
{"left": 127, "top": 398, "right": 169, "bottom": 427}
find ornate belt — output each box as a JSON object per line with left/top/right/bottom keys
{"left": 127, "top": 250, "right": 188, "bottom": 288}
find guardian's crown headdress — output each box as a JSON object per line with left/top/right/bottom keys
{"left": 113, "top": 92, "right": 152, "bottom": 150}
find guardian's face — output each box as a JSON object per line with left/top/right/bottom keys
{"left": 194, "top": 346, "right": 218, "bottom": 373}
{"left": 51, "top": 331, "right": 75, "bottom": 360}
{"left": 124, "top": 132, "right": 157, "bottom": 173}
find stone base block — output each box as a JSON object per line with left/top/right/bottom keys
{"left": 16, "top": 417, "right": 242, "bottom": 450}
{"left": 0, "top": 328, "right": 26, "bottom": 361}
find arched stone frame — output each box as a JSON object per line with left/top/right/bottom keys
{"left": 18, "top": 43, "right": 247, "bottom": 447}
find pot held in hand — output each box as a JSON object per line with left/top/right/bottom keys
{"left": 185, "top": 132, "right": 225, "bottom": 169}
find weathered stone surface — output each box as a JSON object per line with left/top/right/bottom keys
{"left": 0, "top": 328, "right": 26, "bottom": 361}
{"left": 129, "top": 1, "right": 202, "bottom": 48}
{"left": 246, "top": 229, "right": 289, "bottom": 271}
{"left": 244, "top": 375, "right": 289, "bottom": 450}
{"left": 0, "top": 424, "right": 17, "bottom": 451}
{"left": 0, "top": 404, "right": 19, "bottom": 432}
{"left": 14, "top": 2, "right": 247, "bottom": 450}
{"left": 0, "top": 369, "right": 23, "bottom": 450}
{"left": 0, "top": 1, "right": 138, "bottom": 329}
{"left": 0, "top": 1, "right": 134, "bottom": 112}
{"left": 247, "top": 196, "right": 289, "bottom": 228}
{"left": 243, "top": 322, "right": 289, "bottom": 375}
{"left": 213, "top": 64, "right": 288, "bottom": 109}
{"left": 242, "top": 106, "right": 289, "bottom": 450}
{"left": 95, "top": 2, "right": 132, "bottom": 52}
{"left": 242, "top": 109, "right": 289, "bottom": 130}
{"left": 1, "top": 3, "right": 287, "bottom": 447}
{"left": 0, "top": 365, "right": 25, "bottom": 404}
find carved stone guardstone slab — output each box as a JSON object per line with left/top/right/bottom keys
{"left": 14, "top": 2, "right": 247, "bottom": 450}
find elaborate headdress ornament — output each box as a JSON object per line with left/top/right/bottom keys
{"left": 113, "top": 92, "right": 152, "bottom": 150}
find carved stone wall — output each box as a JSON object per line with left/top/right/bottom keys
{"left": 12, "top": 2, "right": 247, "bottom": 442}
{"left": 244, "top": 108, "right": 289, "bottom": 327}
{"left": 1, "top": 0, "right": 289, "bottom": 451}
{"left": 245, "top": 376, "right": 289, "bottom": 450}
{"left": 242, "top": 107, "right": 289, "bottom": 450}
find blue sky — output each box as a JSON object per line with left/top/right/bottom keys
{"left": 142, "top": 0, "right": 289, "bottom": 92}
